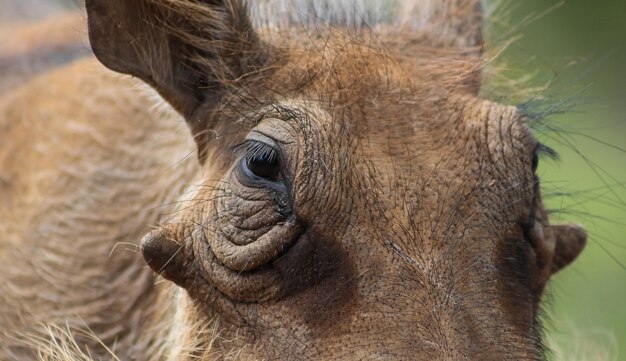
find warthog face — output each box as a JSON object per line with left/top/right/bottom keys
{"left": 86, "top": 0, "right": 587, "bottom": 359}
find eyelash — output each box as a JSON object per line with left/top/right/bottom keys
{"left": 232, "top": 140, "right": 279, "bottom": 163}
{"left": 532, "top": 143, "right": 558, "bottom": 173}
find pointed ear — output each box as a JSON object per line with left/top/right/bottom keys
{"left": 524, "top": 199, "right": 586, "bottom": 291}
{"left": 550, "top": 224, "right": 587, "bottom": 275}
{"left": 85, "top": 0, "right": 267, "bottom": 160}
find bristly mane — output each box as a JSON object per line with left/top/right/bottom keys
{"left": 249, "top": 0, "right": 483, "bottom": 47}
{"left": 250, "top": 0, "right": 438, "bottom": 30}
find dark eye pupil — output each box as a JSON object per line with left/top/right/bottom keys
{"left": 247, "top": 155, "right": 280, "bottom": 180}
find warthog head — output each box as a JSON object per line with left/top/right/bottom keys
{"left": 86, "top": 0, "right": 587, "bottom": 359}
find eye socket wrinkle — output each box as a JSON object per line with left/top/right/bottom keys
{"left": 270, "top": 103, "right": 307, "bottom": 123}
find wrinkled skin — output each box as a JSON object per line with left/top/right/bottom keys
{"left": 0, "top": 0, "right": 587, "bottom": 360}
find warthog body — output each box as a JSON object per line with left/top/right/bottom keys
{"left": 0, "top": 12, "right": 89, "bottom": 94}
{"left": 0, "top": 0, "right": 587, "bottom": 360}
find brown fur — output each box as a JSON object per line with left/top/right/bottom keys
{"left": 0, "top": 1, "right": 587, "bottom": 360}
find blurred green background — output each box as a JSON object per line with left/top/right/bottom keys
{"left": 484, "top": 1, "right": 626, "bottom": 359}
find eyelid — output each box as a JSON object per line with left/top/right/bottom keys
{"left": 247, "top": 131, "right": 280, "bottom": 148}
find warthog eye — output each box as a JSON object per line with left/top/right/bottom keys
{"left": 237, "top": 140, "right": 281, "bottom": 181}
{"left": 248, "top": 153, "right": 280, "bottom": 179}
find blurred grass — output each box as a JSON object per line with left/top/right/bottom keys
{"left": 485, "top": 0, "right": 626, "bottom": 359}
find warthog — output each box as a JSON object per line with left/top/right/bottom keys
{"left": 0, "top": 0, "right": 588, "bottom": 359}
